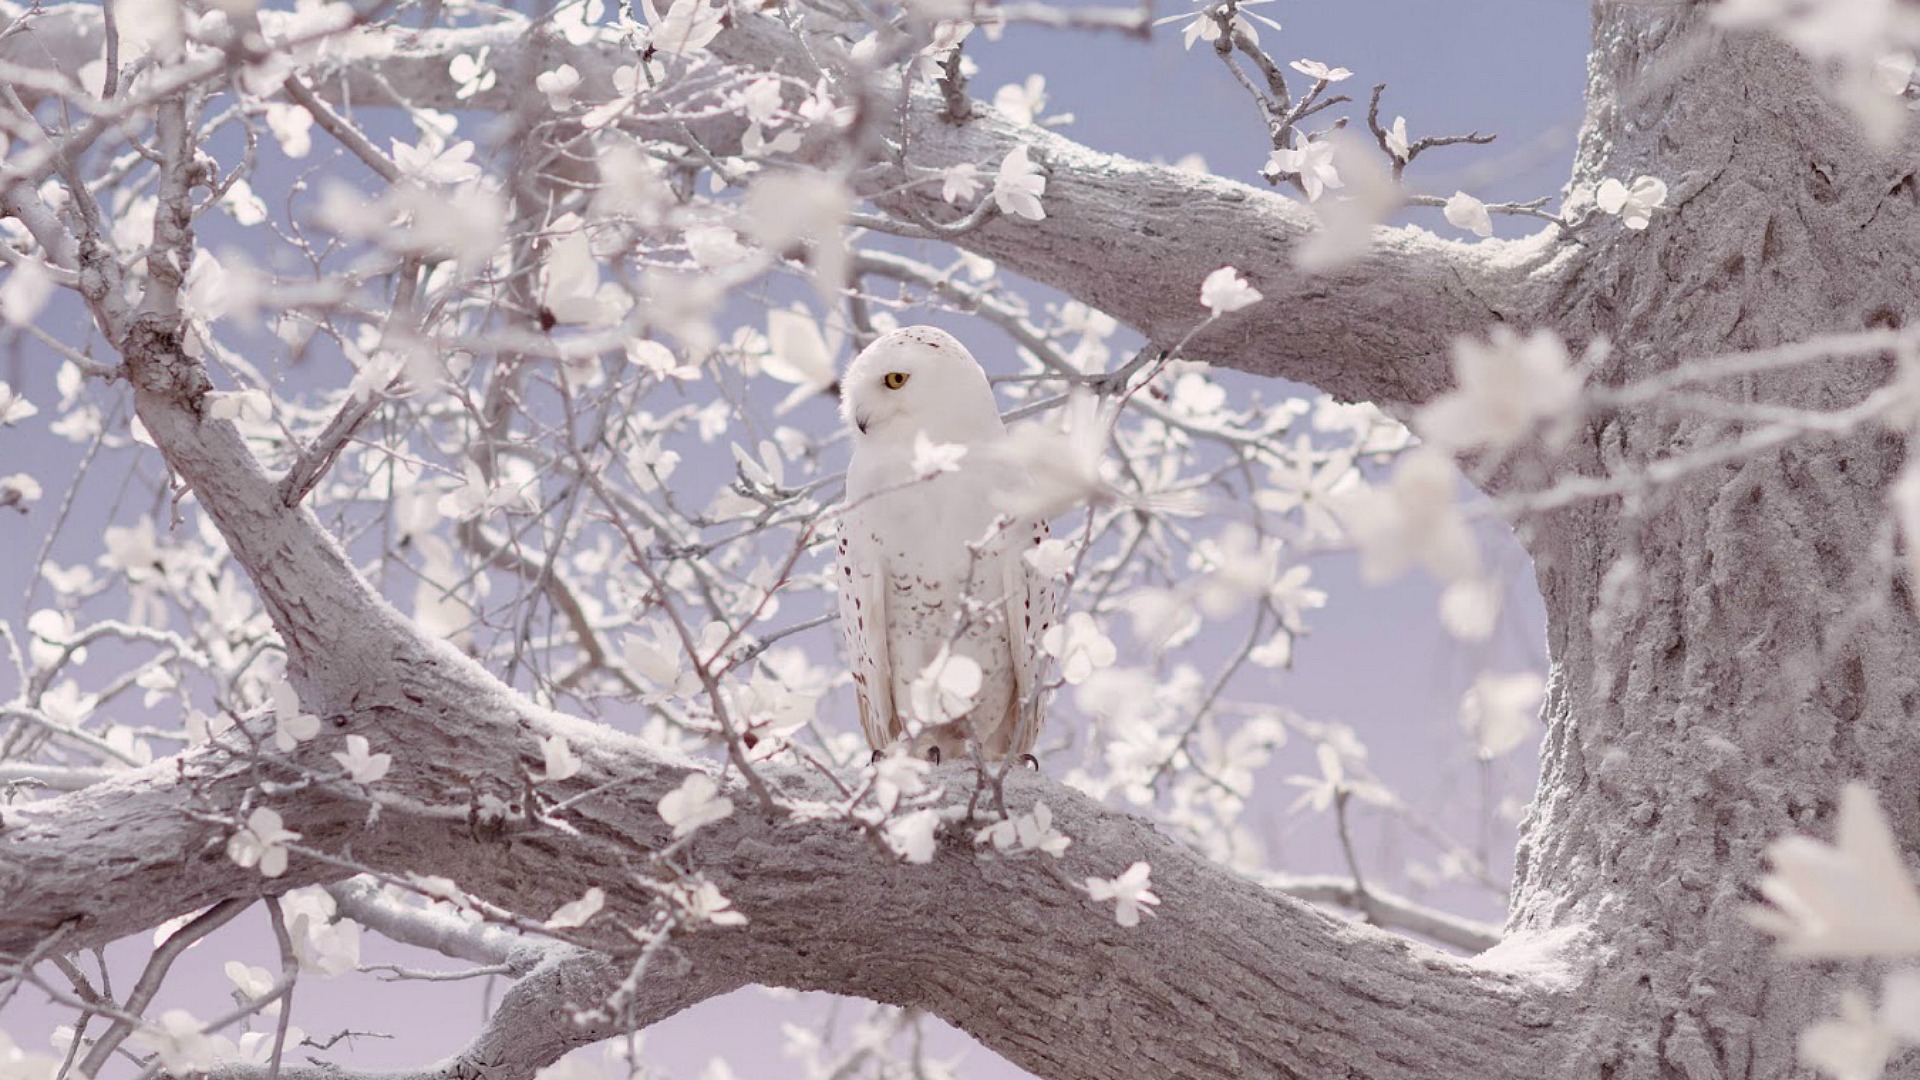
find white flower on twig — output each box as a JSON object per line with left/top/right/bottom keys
{"left": 1199, "top": 266, "right": 1263, "bottom": 316}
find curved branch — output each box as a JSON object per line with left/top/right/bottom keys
{"left": 843, "top": 108, "right": 1547, "bottom": 408}
{"left": 2, "top": 724, "right": 1566, "bottom": 1080}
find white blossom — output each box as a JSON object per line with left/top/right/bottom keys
{"left": 392, "top": 137, "right": 483, "bottom": 185}
{"left": 131, "top": 1010, "right": 223, "bottom": 1074}
{"left": 685, "top": 225, "right": 747, "bottom": 269}
{"left": 907, "top": 647, "right": 983, "bottom": 727}
{"left": 885, "top": 808, "right": 942, "bottom": 863}
{"left": 541, "top": 734, "right": 582, "bottom": 781}
{"left": 1024, "top": 538, "right": 1078, "bottom": 579}
{"left": 998, "top": 392, "right": 1110, "bottom": 518}
{"left": 264, "top": 104, "right": 313, "bottom": 158}
{"left": 234, "top": 1027, "right": 308, "bottom": 1066}
{"left": 910, "top": 433, "right": 969, "bottom": 478}
{"left": 869, "top": 752, "right": 931, "bottom": 813}
{"left": 1, "top": 472, "right": 42, "bottom": 509}
{"left": 1266, "top": 137, "right": 1343, "bottom": 201}
{"left": 1087, "top": 861, "right": 1159, "bottom": 926}
{"left": 1289, "top": 59, "right": 1351, "bottom": 82}
{"left": 1043, "top": 612, "right": 1117, "bottom": 685}
{"left": 224, "top": 960, "right": 279, "bottom": 1013}
{"left": 115, "top": 0, "right": 183, "bottom": 58}
{"left": 941, "top": 162, "right": 983, "bottom": 204}
{"left": 331, "top": 733, "right": 393, "bottom": 784}
{"left": 449, "top": 50, "right": 496, "bottom": 99}
{"left": 1751, "top": 782, "right": 1920, "bottom": 957}
{"left": 660, "top": 772, "right": 735, "bottom": 837}
{"left": 282, "top": 886, "right": 360, "bottom": 976}
{"left": 1292, "top": 132, "right": 1401, "bottom": 270}
{"left": 1443, "top": 191, "right": 1493, "bottom": 238}
{"left": 976, "top": 801, "right": 1071, "bottom": 857}
{"left": 672, "top": 877, "right": 749, "bottom": 926}
{"left": 1268, "top": 564, "right": 1327, "bottom": 632}
{"left": 536, "top": 64, "right": 581, "bottom": 110}
{"left": 763, "top": 305, "right": 844, "bottom": 414}
{"left": 1160, "top": 1, "right": 1268, "bottom": 51}
{"left": 1258, "top": 437, "right": 1358, "bottom": 543}
{"left": 993, "top": 146, "right": 1047, "bottom": 221}
{"left": 1595, "top": 175, "right": 1668, "bottom": 230}
{"left": 1383, "top": 115, "right": 1410, "bottom": 161}
{"left": 227, "top": 807, "right": 300, "bottom": 878}
{"left": 546, "top": 886, "right": 606, "bottom": 929}
{"left": 993, "top": 75, "right": 1048, "bottom": 125}
{"left": 206, "top": 388, "right": 272, "bottom": 423}
{"left": 270, "top": 679, "right": 320, "bottom": 751}
{"left": 1285, "top": 740, "right": 1391, "bottom": 814}
{"left": 1459, "top": 672, "right": 1544, "bottom": 760}
{"left": 1190, "top": 525, "right": 1281, "bottom": 618}
{"left": 1877, "top": 52, "right": 1917, "bottom": 95}
{"left": 1882, "top": 969, "right": 1920, "bottom": 1042}
{"left": 1330, "top": 449, "right": 1480, "bottom": 584}
{"left": 0, "top": 382, "right": 38, "bottom": 425}
{"left": 1199, "top": 266, "right": 1263, "bottom": 315}
{"left": 1439, "top": 576, "right": 1502, "bottom": 641}
{"left": 641, "top": 0, "right": 726, "bottom": 56}
{"left": 733, "top": 77, "right": 785, "bottom": 125}
{"left": 1800, "top": 991, "right": 1896, "bottom": 1080}
{"left": 743, "top": 170, "right": 852, "bottom": 297}
{"left": 1416, "top": 327, "right": 1583, "bottom": 452}
{"left": 0, "top": 262, "right": 53, "bottom": 325}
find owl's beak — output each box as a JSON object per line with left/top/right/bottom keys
{"left": 853, "top": 409, "right": 871, "bottom": 434}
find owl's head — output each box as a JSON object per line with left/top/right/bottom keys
{"left": 841, "top": 326, "right": 1004, "bottom": 442}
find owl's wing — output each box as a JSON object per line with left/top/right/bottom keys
{"left": 836, "top": 516, "right": 896, "bottom": 752}
{"left": 1001, "top": 515, "right": 1059, "bottom": 759}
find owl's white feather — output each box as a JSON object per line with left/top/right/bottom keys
{"left": 834, "top": 326, "right": 1058, "bottom": 761}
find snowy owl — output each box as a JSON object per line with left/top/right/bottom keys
{"left": 835, "top": 326, "right": 1058, "bottom": 763}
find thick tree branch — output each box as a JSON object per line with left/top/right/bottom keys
{"left": 2, "top": 725, "right": 1567, "bottom": 1080}
{"left": 0, "top": 3, "right": 1562, "bottom": 409}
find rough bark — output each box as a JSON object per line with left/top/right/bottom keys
{"left": 1505, "top": 8, "right": 1920, "bottom": 1079}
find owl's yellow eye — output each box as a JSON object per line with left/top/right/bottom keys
{"left": 883, "top": 371, "right": 910, "bottom": 390}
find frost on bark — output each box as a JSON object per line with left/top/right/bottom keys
{"left": 2, "top": 2, "right": 1917, "bottom": 1080}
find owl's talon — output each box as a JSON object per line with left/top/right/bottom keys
{"left": 870, "top": 749, "right": 885, "bottom": 765}
{"left": 1020, "top": 754, "right": 1040, "bottom": 771}
{"left": 926, "top": 746, "right": 942, "bottom": 765}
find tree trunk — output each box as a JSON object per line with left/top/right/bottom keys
{"left": 1509, "top": 8, "right": 1920, "bottom": 1077}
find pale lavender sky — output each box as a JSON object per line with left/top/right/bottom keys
{"left": 0, "top": 1, "right": 1589, "bottom": 1076}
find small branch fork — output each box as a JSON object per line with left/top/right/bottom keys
{"left": 1190, "top": 4, "right": 1576, "bottom": 233}
{"left": 1361, "top": 85, "right": 1575, "bottom": 233}
{"left": 1205, "top": 3, "right": 1348, "bottom": 170}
